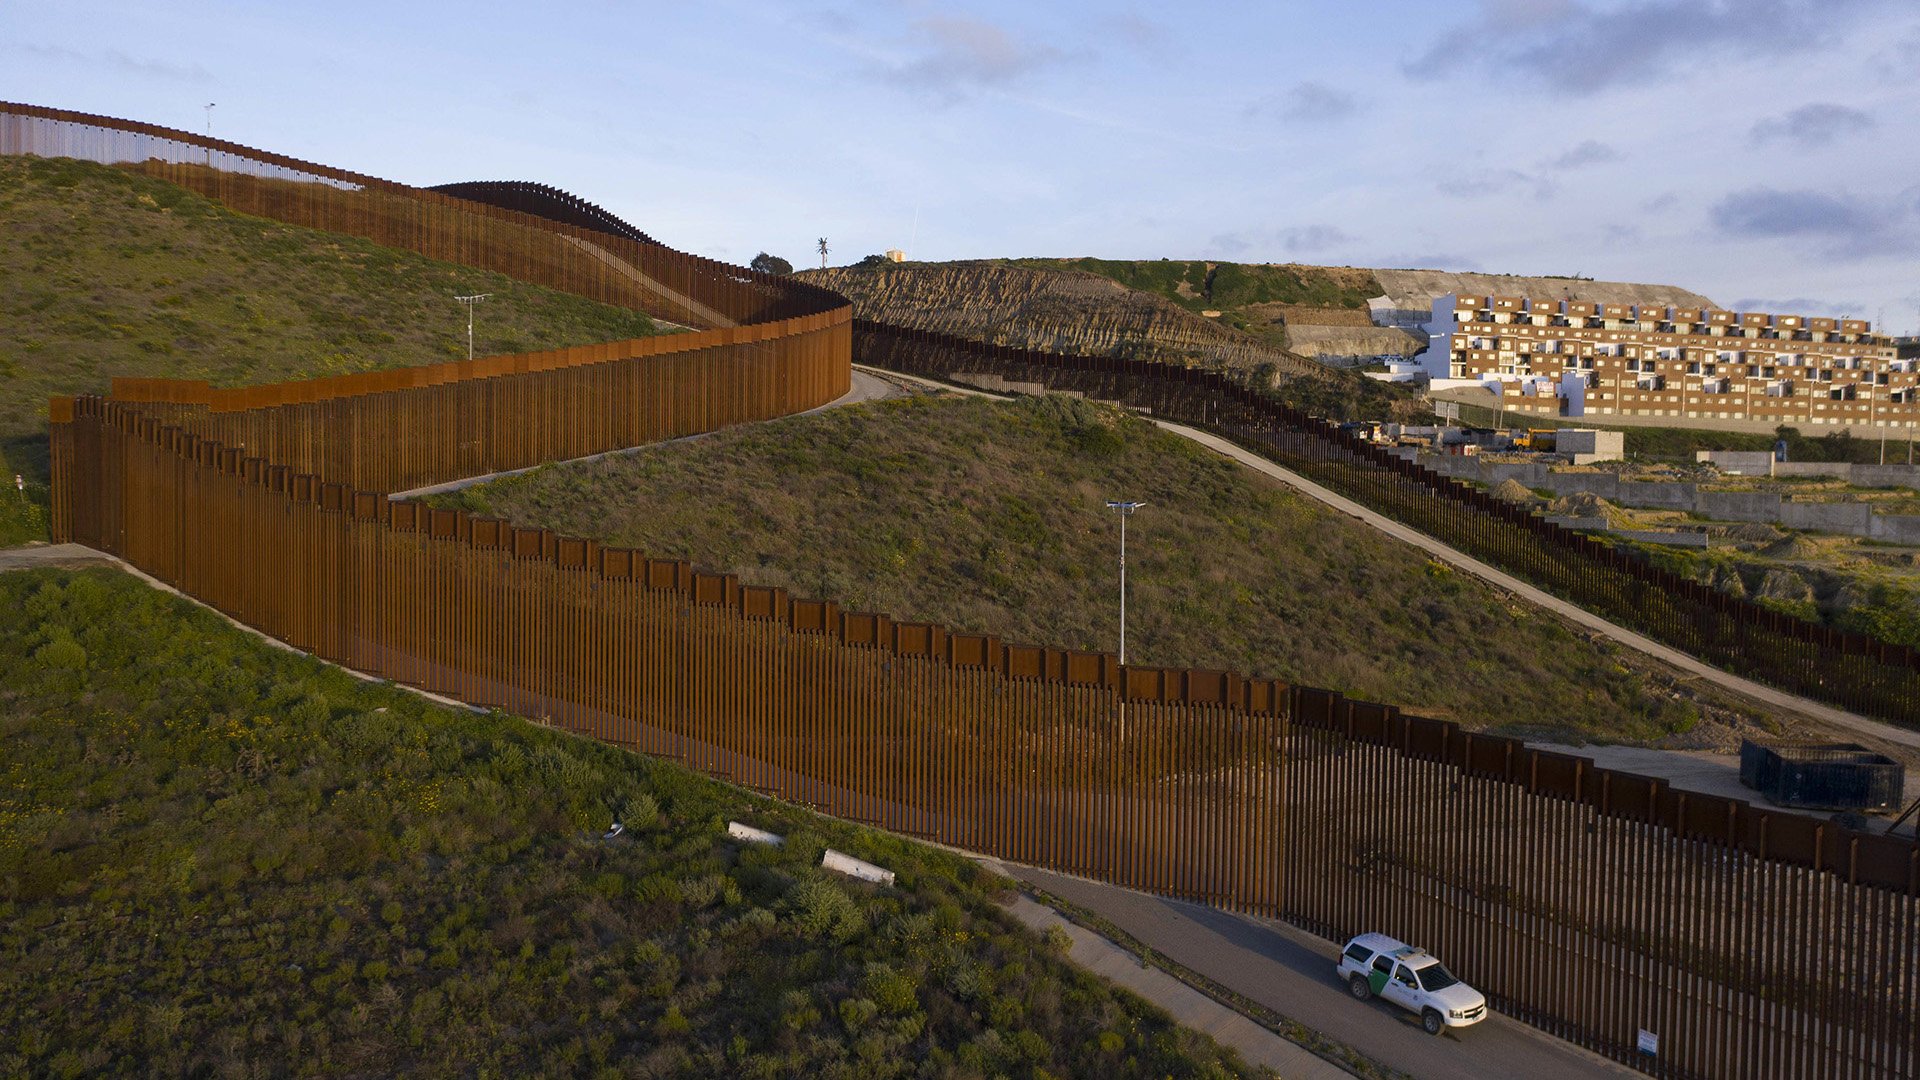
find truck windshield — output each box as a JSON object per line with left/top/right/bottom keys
{"left": 1417, "top": 964, "right": 1459, "bottom": 991}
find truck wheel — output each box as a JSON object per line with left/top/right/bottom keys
{"left": 1422, "top": 1009, "right": 1444, "bottom": 1035}
{"left": 1348, "top": 975, "right": 1371, "bottom": 1001}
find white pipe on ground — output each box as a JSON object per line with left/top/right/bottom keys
{"left": 726, "top": 821, "right": 784, "bottom": 846}
{"left": 821, "top": 848, "right": 895, "bottom": 886}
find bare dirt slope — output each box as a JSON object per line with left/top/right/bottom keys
{"left": 1372, "top": 269, "right": 1715, "bottom": 311}
{"left": 801, "top": 262, "right": 1322, "bottom": 376}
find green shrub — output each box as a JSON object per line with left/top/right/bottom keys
{"left": 0, "top": 568, "right": 1257, "bottom": 1078}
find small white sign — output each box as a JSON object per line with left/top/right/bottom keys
{"left": 1637, "top": 1029, "right": 1659, "bottom": 1056}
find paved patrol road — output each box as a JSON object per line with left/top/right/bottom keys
{"left": 1007, "top": 863, "right": 1642, "bottom": 1080}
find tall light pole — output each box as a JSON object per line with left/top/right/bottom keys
{"left": 204, "top": 102, "right": 215, "bottom": 137}
{"left": 454, "top": 293, "right": 490, "bottom": 361}
{"left": 1105, "top": 500, "right": 1146, "bottom": 665}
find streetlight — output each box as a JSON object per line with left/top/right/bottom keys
{"left": 204, "top": 102, "right": 215, "bottom": 137}
{"left": 454, "top": 293, "right": 490, "bottom": 361}
{"left": 1105, "top": 500, "right": 1146, "bottom": 665}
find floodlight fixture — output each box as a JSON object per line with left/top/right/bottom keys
{"left": 454, "top": 293, "right": 491, "bottom": 362}
{"left": 1104, "top": 500, "right": 1146, "bottom": 665}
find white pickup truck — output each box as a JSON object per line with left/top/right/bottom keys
{"left": 1335, "top": 932, "right": 1489, "bottom": 1035}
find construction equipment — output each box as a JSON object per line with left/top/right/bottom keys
{"left": 1515, "top": 428, "right": 1558, "bottom": 452}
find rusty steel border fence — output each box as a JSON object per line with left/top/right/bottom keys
{"left": 852, "top": 320, "right": 1920, "bottom": 728}
{"left": 13, "top": 104, "right": 1920, "bottom": 1079}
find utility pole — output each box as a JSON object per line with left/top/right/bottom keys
{"left": 1105, "top": 500, "right": 1146, "bottom": 665}
{"left": 454, "top": 293, "right": 490, "bottom": 361}
{"left": 817, "top": 237, "right": 829, "bottom": 270}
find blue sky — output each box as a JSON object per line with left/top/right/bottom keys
{"left": 6, "top": 0, "right": 1918, "bottom": 330}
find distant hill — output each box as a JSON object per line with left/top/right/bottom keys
{"left": 1369, "top": 269, "right": 1715, "bottom": 313}
{"left": 798, "top": 260, "right": 1418, "bottom": 420}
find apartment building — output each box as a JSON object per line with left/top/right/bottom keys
{"left": 1435, "top": 295, "right": 1920, "bottom": 430}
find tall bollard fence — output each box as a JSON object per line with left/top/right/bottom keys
{"left": 13, "top": 102, "right": 1919, "bottom": 1078}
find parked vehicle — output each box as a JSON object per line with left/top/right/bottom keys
{"left": 1335, "top": 933, "right": 1488, "bottom": 1035}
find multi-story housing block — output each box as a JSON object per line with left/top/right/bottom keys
{"left": 1438, "top": 295, "right": 1920, "bottom": 430}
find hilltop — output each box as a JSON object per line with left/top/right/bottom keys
{"left": 799, "top": 261, "right": 1419, "bottom": 421}
{"left": 1368, "top": 269, "right": 1714, "bottom": 313}
{"left": 1002, "top": 258, "right": 1435, "bottom": 366}
{"left": 428, "top": 391, "right": 1779, "bottom": 746}
{"left": 0, "top": 155, "right": 667, "bottom": 542}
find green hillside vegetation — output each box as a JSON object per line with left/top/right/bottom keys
{"left": 1006, "top": 259, "right": 1380, "bottom": 313}
{"left": 429, "top": 392, "right": 1770, "bottom": 744}
{"left": 0, "top": 567, "right": 1256, "bottom": 1080}
{"left": 0, "top": 154, "right": 667, "bottom": 543}
{"left": 1634, "top": 536, "right": 1920, "bottom": 649}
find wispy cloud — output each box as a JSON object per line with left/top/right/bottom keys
{"left": 876, "top": 15, "right": 1070, "bottom": 96}
{"left": 1280, "top": 224, "right": 1354, "bottom": 252}
{"left": 1100, "top": 10, "right": 1178, "bottom": 58}
{"left": 17, "top": 42, "right": 212, "bottom": 83}
{"left": 1207, "top": 224, "right": 1357, "bottom": 259}
{"left": 1729, "top": 295, "right": 1868, "bottom": 317}
{"left": 1750, "top": 103, "right": 1874, "bottom": 147}
{"left": 1709, "top": 186, "right": 1916, "bottom": 258}
{"left": 1209, "top": 232, "right": 1253, "bottom": 257}
{"left": 1246, "top": 81, "right": 1362, "bottom": 123}
{"left": 1541, "top": 140, "right": 1620, "bottom": 170}
{"left": 1405, "top": 0, "right": 1884, "bottom": 96}
{"left": 1437, "top": 168, "right": 1557, "bottom": 201}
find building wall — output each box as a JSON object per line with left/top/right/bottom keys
{"left": 1446, "top": 295, "right": 1920, "bottom": 430}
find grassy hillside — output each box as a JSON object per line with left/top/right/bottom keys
{"left": 0, "top": 567, "right": 1256, "bottom": 1079}
{"left": 1635, "top": 536, "right": 1920, "bottom": 649}
{"left": 429, "top": 392, "right": 1774, "bottom": 745}
{"left": 0, "top": 154, "right": 667, "bottom": 543}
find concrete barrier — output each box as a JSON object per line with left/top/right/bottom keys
{"left": 727, "top": 821, "right": 785, "bottom": 846}
{"left": 1870, "top": 515, "right": 1920, "bottom": 545}
{"left": 821, "top": 849, "right": 895, "bottom": 886}
{"left": 1780, "top": 502, "right": 1874, "bottom": 533}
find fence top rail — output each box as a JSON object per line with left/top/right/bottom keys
{"left": 106, "top": 307, "right": 850, "bottom": 413}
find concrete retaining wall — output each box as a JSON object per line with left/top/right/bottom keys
{"left": 1542, "top": 514, "right": 1711, "bottom": 548}
{"left": 1696, "top": 454, "right": 1920, "bottom": 491}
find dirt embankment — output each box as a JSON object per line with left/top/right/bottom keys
{"left": 1370, "top": 269, "right": 1715, "bottom": 311}
{"left": 802, "top": 262, "right": 1326, "bottom": 378}
{"left": 1252, "top": 303, "right": 1376, "bottom": 327}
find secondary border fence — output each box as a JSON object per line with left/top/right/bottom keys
{"left": 853, "top": 320, "right": 1920, "bottom": 727}
{"left": 13, "top": 103, "right": 1920, "bottom": 1079}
